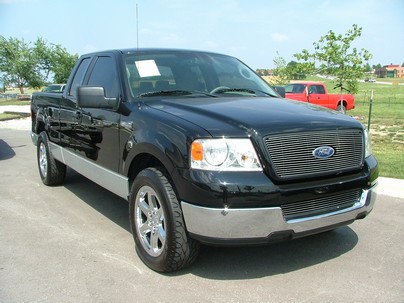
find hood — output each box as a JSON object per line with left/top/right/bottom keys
{"left": 145, "top": 97, "right": 362, "bottom": 137}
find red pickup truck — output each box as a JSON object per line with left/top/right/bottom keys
{"left": 285, "top": 82, "right": 354, "bottom": 112}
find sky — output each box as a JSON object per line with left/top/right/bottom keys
{"left": 1, "top": 0, "right": 403, "bottom": 70}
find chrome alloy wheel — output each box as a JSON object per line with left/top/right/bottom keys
{"left": 39, "top": 142, "right": 48, "bottom": 178}
{"left": 135, "top": 185, "right": 166, "bottom": 257}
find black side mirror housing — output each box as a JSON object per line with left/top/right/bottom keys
{"left": 77, "top": 86, "right": 119, "bottom": 110}
{"left": 273, "top": 86, "right": 286, "bottom": 98}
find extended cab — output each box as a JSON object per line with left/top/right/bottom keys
{"left": 31, "top": 49, "right": 378, "bottom": 272}
{"left": 285, "top": 82, "right": 355, "bottom": 112}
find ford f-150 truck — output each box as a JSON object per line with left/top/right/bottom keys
{"left": 284, "top": 82, "right": 355, "bottom": 112}
{"left": 31, "top": 49, "right": 378, "bottom": 272}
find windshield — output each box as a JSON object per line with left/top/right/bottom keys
{"left": 124, "top": 50, "right": 278, "bottom": 99}
{"left": 285, "top": 84, "right": 306, "bottom": 93}
{"left": 42, "top": 84, "right": 65, "bottom": 92}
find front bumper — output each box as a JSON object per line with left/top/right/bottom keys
{"left": 181, "top": 184, "right": 377, "bottom": 245}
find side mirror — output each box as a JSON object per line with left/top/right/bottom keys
{"left": 273, "top": 86, "right": 285, "bottom": 98}
{"left": 77, "top": 86, "right": 119, "bottom": 110}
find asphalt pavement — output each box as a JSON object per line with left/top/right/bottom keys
{"left": 0, "top": 118, "right": 403, "bottom": 303}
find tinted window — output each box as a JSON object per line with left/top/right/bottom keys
{"left": 87, "top": 56, "right": 119, "bottom": 98}
{"left": 308, "top": 85, "right": 326, "bottom": 94}
{"left": 285, "top": 84, "right": 306, "bottom": 93}
{"left": 314, "top": 85, "right": 326, "bottom": 94}
{"left": 69, "top": 58, "right": 91, "bottom": 97}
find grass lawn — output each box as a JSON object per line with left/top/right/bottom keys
{"left": 0, "top": 100, "right": 30, "bottom": 106}
{"left": 0, "top": 112, "right": 24, "bottom": 121}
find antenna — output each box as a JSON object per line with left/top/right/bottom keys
{"left": 136, "top": 3, "right": 139, "bottom": 50}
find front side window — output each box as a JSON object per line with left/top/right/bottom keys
{"left": 87, "top": 56, "right": 119, "bottom": 98}
{"left": 313, "top": 85, "right": 326, "bottom": 94}
{"left": 69, "top": 57, "right": 91, "bottom": 97}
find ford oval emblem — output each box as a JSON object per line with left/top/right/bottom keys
{"left": 312, "top": 146, "right": 335, "bottom": 159}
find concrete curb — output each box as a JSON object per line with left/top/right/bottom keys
{"left": 375, "top": 177, "right": 404, "bottom": 199}
{"left": 0, "top": 105, "right": 30, "bottom": 114}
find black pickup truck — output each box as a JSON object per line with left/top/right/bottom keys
{"left": 31, "top": 49, "right": 378, "bottom": 272}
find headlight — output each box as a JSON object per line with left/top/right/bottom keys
{"left": 364, "top": 128, "right": 372, "bottom": 158}
{"left": 191, "top": 138, "right": 262, "bottom": 171}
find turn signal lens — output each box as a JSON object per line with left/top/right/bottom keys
{"left": 191, "top": 141, "right": 204, "bottom": 161}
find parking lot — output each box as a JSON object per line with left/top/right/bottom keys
{"left": 1, "top": 123, "right": 403, "bottom": 303}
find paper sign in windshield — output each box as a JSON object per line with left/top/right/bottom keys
{"left": 135, "top": 60, "right": 161, "bottom": 78}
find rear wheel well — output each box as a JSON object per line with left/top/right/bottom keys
{"left": 337, "top": 101, "right": 347, "bottom": 113}
{"left": 338, "top": 100, "right": 347, "bottom": 108}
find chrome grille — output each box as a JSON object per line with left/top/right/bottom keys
{"left": 263, "top": 129, "right": 363, "bottom": 179}
{"left": 281, "top": 190, "right": 362, "bottom": 221}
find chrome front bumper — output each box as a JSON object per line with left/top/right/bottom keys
{"left": 181, "top": 185, "right": 377, "bottom": 243}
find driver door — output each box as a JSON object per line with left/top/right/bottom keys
{"left": 74, "top": 55, "right": 122, "bottom": 173}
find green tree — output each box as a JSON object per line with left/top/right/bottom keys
{"left": 0, "top": 36, "right": 42, "bottom": 93}
{"left": 294, "top": 24, "right": 372, "bottom": 94}
{"left": 364, "top": 63, "right": 372, "bottom": 73}
{"left": 49, "top": 44, "right": 78, "bottom": 83}
{"left": 31, "top": 37, "right": 77, "bottom": 83}
{"left": 272, "top": 52, "right": 289, "bottom": 85}
{"left": 33, "top": 37, "right": 54, "bottom": 82}
{"left": 286, "top": 61, "right": 308, "bottom": 80}
{"left": 0, "top": 35, "right": 77, "bottom": 93}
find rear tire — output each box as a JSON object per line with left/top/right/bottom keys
{"left": 129, "top": 167, "right": 200, "bottom": 272}
{"left": 37, "top": 132, "right": 66, "bottom": 186}
{"left": 337, "top": 103, "right": 346, "bottom": 114}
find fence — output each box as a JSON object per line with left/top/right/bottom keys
{"left": 353, "top": 87, "right": 404, "bottom": 131}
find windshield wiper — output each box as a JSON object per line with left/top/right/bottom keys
{"left": 139, "top": 90, "right": 217, "bottom": 98}
{"left": 211, "top": 88, "right": 278, "bottom": 97}
{"left": 213, "top": 88, "right": 256, "bottom": 95}
{"left": 140, "top": 90, "right": 193, "bottom": 97}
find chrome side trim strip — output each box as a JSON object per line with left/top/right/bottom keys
{"left": 49, "top": 142, "right": 129, "bottom": 200}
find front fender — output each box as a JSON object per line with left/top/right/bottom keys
{"left": 33, "top": 106, "right": 48, "bottom": 133}
{"left": 122, "top": 128, "right": 189, "bottom": 178}
{"left": 119, "top": 103, "right": 211, "bottom": 182}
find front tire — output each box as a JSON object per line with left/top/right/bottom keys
{"left": 37, "top": 131, "right": 66, "bottom": 186}
{"left": 129, "top": 167, "right": 200, "bottom": 272}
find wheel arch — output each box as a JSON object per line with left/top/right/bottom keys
{"left": 125, "top": 141, "right": 184, "bottom": 193}
{"left": 337, "top": 99, "right": 347, "bottom": 108}
{"left": 127, "top": 152, "right": 166, "bottom": 188}
{"left": 33, "top": 109, "right": 47, "bottom": 134}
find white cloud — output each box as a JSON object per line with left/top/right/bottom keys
{"left": 270, "top": 33, "right": 289, "bottom": 43}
